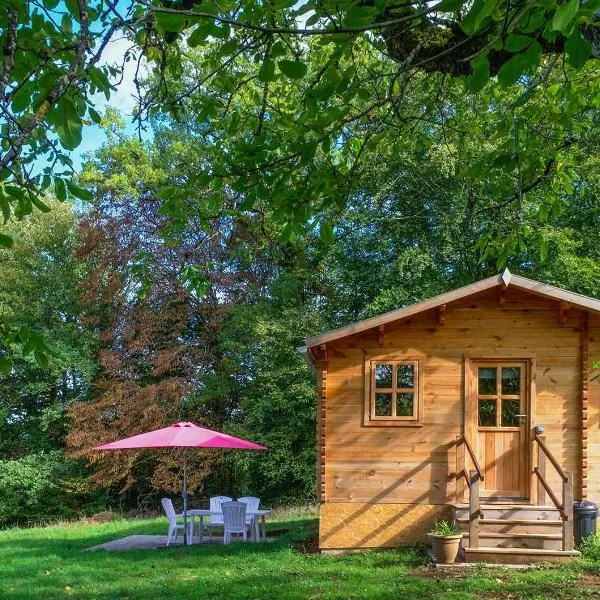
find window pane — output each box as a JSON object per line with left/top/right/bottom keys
{"left": 374, "top": 393, "right": 393, "bottom": 416}
{"left": 478, "top": 367, "right": 497, "bottom": 395}
{"left": 397, "top": 364, "right": 414, "bottom": 388}
{"left": 375, "top": 364, "right": 392, "bottom": 388}
{"left": 397, "top": 393, "right": 414, "bottom": 416}
{"left": 502, "top": 367, "right": 521, "bottom": 395}
{"left": 478, "top": 399, "right": 497, "bottom": 426}
{"left": 502, "top": 399, "right": 521, "bottom": 427}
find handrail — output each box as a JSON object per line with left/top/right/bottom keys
{"left": 462, "top": 435, "right": 484, "bottom": 482}
{"left": 535, "top": 434, "right": 568, "bottom": 482}
{"left": 457, "top": 436, "right": 483, "bottom": 550}
{"left": 533, "top": 468, "right": 565, "bottom": 518}
{"left": 532, "top": 434, "right": 574, "bottom": 551}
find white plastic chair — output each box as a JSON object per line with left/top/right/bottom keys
{"left": 221, "top": 501, "right": 249, "bottom": 544}
{"left": 238, "top": 496, "right": 261, "bottom": 541}
{"left": 161, "top": 498, "right": 193, "bottom": 546}
{"left": 206, "top": 495, "right": 232, "bottom": 538}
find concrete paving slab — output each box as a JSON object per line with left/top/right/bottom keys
{"left": 84, "top": 535, "right": 276, "bottom": 551}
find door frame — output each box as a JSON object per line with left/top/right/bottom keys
{"left": 463, "top": 356, "right": 536, "bottom": 504}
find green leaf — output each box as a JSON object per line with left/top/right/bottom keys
{"left": 187, "top": 25, "right": 208, "bottom": 47}
{"left": 504, "top": 34, "right": 532, "bottom": 53}
{"left": 278, "top": 60, "right": 308, "bottom": 80}
{"left": 320, "top": 221, "right": 334, "bottom": 244}
{"left": 539, "top": 236, "right": 548, "bottom": 262}
{"left": 0, "top": 233, "right": 14, "bottom": 248}
{"left": 438, "top": 0, "right": 463, "bottom": 11}
{"left": 88, "top": 107, "right": 102, "bottom": 124}
{"left": 552, "top": 0, "right": 579, "bottom": 32}
{"left": 65, "top": 180, "right": 93, "bottom": 201}
{"left": 270, "top": 41, "right": 286, "bottom": 58}
{"left": 31, "top": 196, "right": 51, "bottom": 213}
{"left": 565, "top": 29, "right": 591, "bottom": 68}
{"left": 258, "top": 59, "right": 276, "bottom": 83}
{"left": 0, "top": 356, "right": 11, "bottom": 376}
{"left": 467, "top": 55, "right": 489, "bottom": 92}
{"left": 497, "top": 42, "right": 542, "bottom": 86}
{"left": 155, "top": 12, "right": 189, "bottom": 32}
{"left": 462, "top": 0, "right": 496, "bottom": 35}
{"left": 54, "top": 99, "right": 82, "bottom": 150}
{"left": 34, "top": 350, "right": 49, "bottom": 371}
{"left": 54, "top": 178, "right": 67, "bottom": 201}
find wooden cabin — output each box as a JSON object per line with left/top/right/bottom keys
{"left": 304, "top": 270, "right": 600, "bottom": 563}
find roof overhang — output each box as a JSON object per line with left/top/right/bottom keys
{"left": 305, "top": 269, "right": 600, "bottom": 349}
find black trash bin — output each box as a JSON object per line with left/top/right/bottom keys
{"left": 573, "top": 500, "right": 597, "bottom": 546}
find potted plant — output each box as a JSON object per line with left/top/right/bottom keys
{"left": 428, "top": 520, "right": 463, "bottom": 564}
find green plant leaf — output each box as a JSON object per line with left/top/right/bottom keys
{"left": 497, "top": 42, "right": 542, "bottom": 86}
{"left": 0, "top": 356, "right": 11, "bottom": 376}
{"left": 319, "top": 221, "right": 334, "bottom": 244}
{"left": 155, "top": 12, "right": 189, "bottom": 32}
{"left": 504, "top": 34, "right": 532, "bottom": 53}
{"left": 552, "top": 0, "right": 579, "bottom": 32}
{"left": 31, "top": 196, "right": 51, "bottom": 213}
{"left": 88, "top": 107, "right": 102, "bottom": 124}
{"left": 34, "top": 350, "right": 49, "bottom": 371}
{"left": 65, "top": 180, "right": 93, "bottom": 201}
{"left": 0, "top": 233, "right": 14, "bottom": 248}
{"left": 565, "top": 29, "right": 591, "bottom": 68}
{"left": 278, "top": 60, "right": 308, "bottom": 80}
{"left": 258, "top": 59, "right": 276, "bottom": 82}
{"left": 438, "top": 0, "right": 463, "bottom": 11}
{"left": 54, "top": 178, "right": 67, "bottom": 201}
{"left": 462, "top": 0, "right": 496, "bottom": 34}
{"left": 467, "top": 55, "right": 489, "bottom": 92}
{"left": 54, "top": 100, "right": 82, "bottom": 150}
{"left": 187, "top": 25, "right": 208, "bottom": 47}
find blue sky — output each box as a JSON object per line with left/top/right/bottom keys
{"left": 71, "top": 33, "right": 144, "bottom": 170}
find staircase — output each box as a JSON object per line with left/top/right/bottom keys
{"left": 452, "top": 503, "right": 580, "bottom": 563}
{"left": 454, "top": 435, "right": 581, "bottom": 564}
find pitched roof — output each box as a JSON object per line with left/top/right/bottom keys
{"left": 304, "top": 269, "right": 600, "bottom": 348}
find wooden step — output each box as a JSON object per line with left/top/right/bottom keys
{"left": 456, "top": 518, "right": 563, "bottom": 534}
{"left": 464, "top": 547, "right": 580, "bottom": 564}
{"left": 453, "top": 504, "right": 561, "bottom": 521}
{"left": 462, "top": 531, "right": 563, "bottom": 550}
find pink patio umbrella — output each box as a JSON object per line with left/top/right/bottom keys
{"left": 94, "top": 422, "right": 266, "bottom": 545}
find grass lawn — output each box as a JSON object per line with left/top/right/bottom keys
{"left": 1, "top": 508, "right": 600, "bottom": 599}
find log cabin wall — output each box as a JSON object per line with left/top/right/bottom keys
{"left": 587, "top": 314, "right": 600, "bottom": 505}
{"left": 319, "top": 286, "right": 584, "bottom": 550}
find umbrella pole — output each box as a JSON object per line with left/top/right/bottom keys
{"left": 183, "top": 449, "right": 188, "bottom": 546}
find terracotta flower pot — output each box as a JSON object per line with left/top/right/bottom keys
{"left": 429, "top": 534, "right": 463, "bottom": 564}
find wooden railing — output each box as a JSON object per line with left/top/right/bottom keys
{"left": 533, "top": 434, "right": 574, "bottom": 551}
{"left": 457, "top": 436, "right": 484, "bottom": 549}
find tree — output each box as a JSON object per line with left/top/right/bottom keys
{"left": 0, "top": 1, "right": 599, "bottom": 364}
{"left": 65, "top": 133, "right": 287, "bottom": 500}
{"left": 0, "top": 201, "right": 96, "bottom": 458}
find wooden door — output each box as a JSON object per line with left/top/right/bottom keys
{"left": 472, "top": 361, "right": 529, "bottom": 500}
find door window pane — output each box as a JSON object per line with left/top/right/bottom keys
{"left": 478, "top": 367, "right": 497, "bottom": 395}
{"left": 502, "top": 367, "right": 521, "bottom": 395}
{"left": 374, "top": 393, "right": 393, "bottom": 416}
{"left": 478, "top": 399, "right": 497, "bottom": 426}
{"left": 397, "top": 393, "right": 414, "bottom": 417}
{"left": 502, "top": 399, "right": 521, "bottom": 427}
{"left": 375, "top": 364, "right": 392, "bottom": 388}
{"left": 397, "top": 364, "right": 414, "bottom": 388}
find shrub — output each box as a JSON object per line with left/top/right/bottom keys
{"left": 579, "top": 534, "right": 600, "bottom": 562}
{"left": 0, "top": 452, "right": 105, "bottom": 528}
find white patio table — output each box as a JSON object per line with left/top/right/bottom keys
{"left": 187, "top": 508, "right": 273, "bottom": 543}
